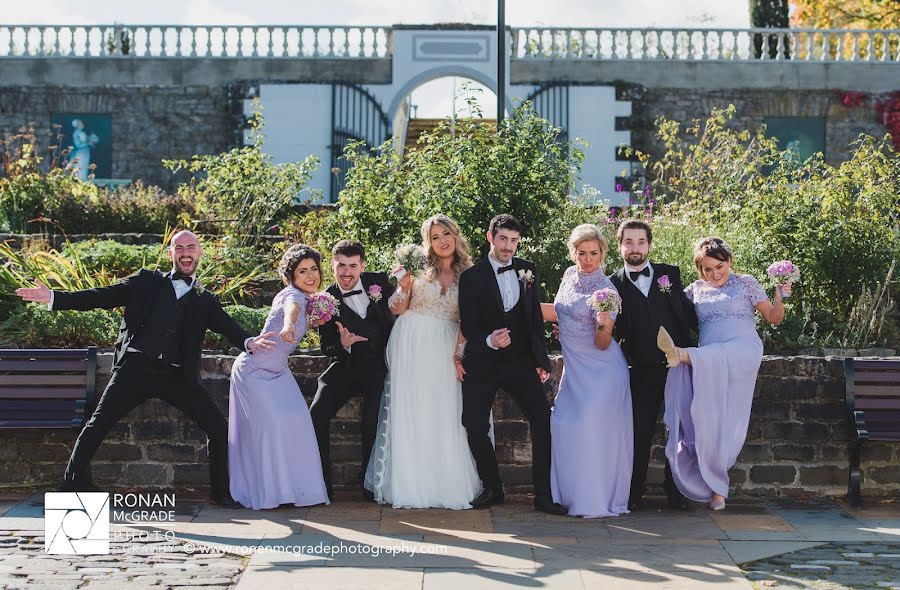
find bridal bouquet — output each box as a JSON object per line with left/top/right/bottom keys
{"left": 393, "top": 244, "right": 427, "bottom": 280}
{"left": 766, "top": 260, "right": 800, "bottom": 298}
{"left": 587, "top": 288, "right": 622, "bottom": 330}
{"left": 306, "top": 292, "right": 340, "bottom": 324}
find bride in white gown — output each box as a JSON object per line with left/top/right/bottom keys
{"left": 364, "top": 214, "right": 485, "bottom": 509}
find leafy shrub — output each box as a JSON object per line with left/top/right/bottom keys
{"left": 1, "top": 304, "right": 120, "bottom": 348}
{"left": 165, "top": 105, "right": 320, "bottom": 245}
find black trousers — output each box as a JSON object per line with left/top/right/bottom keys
{"left": 64, "top": 353, "right": 229, "bottom": 496}
{"left": 462, "top": 354, "right": 552, "bottom": 498}
{"left": 309, "top": 364, "right": 387, "bottom": 495}
{"left": 629, "top": 364, "right": 679, "bottom": 501}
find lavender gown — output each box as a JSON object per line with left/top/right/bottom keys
{"left": 664, "top": 273, "right": 768, "bottom": 501}
{"left": 550, "top": 267, "right": 633, "bottom": 518}
{"left": 228, "top": 286, "right": 330, "bottom": 509}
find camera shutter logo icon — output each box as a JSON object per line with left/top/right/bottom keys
{"left": 44, "top": 492, "right": 110, "bottom": 554}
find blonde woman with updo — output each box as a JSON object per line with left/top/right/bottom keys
{"left": 540, "top": 224, "right": 633, "bottom": 517}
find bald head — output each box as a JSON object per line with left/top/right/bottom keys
{"left": 167, "top": 230, "right": 203, "bottom": 276}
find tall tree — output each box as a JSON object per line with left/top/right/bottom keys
{"left": 750, "top": 0, "right": 790, "bottom": 58}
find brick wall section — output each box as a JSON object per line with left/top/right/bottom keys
{"left": 630, "top": 88, "right": 886, "bottom": 169}
{"left": 0, "top": 86, "right": 235, "bottom": 190}
{"left": 2, "top": 353, "right": 895, "bottom": 499}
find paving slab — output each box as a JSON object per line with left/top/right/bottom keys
{"left": 721, "top": 540, "right": 825, "bottom": 564}
{"left": 236, "top": 566, "right": 424, "bottom": 590}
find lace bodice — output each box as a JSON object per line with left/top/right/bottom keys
{"left": 261, "top": 286, "right": 308, "bottom": 356}
{"left": 554, "top": 266, "right": 618, "bottom": 337}
{"left": 404, "top": 275, "right": 460, "bottom": 322}
{"left": 685, "top": 273, "right": 768, "bottom": 325}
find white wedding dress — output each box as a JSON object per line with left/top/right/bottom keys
{"left": 364, "top": 275, "right": 486, "bottom": 509}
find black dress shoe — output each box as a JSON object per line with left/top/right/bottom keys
{"left": 666, "top": 492, "right": 689, "bottom": 510}
{"left": 533, "top": 496, "right": 567, "bottom": 515}
{"left": 627, "top": 501, "right": 640, "bottom": 512}
{"left": 362, "top": 488, "right": 376, "bottom": 503}
{"left": 470, "top": 488, "right": 504, "bottom": 509}
{"left": 209, "top": 494, "right": 243, "bottom": 509}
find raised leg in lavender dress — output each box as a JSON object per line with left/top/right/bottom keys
{"left": 663, "top": 273, "right": 769, "bottom": 501}
{"left": 550, "top": 266, "right": 633, "bottom": 518}
{"left": 228, "top": 286, "right": 330, "bottom": 510}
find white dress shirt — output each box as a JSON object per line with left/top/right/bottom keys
{"left": 624, "top": 261, "right": 654, "bottom": 297}
{"left": 338, "top": 278, "right": 370, "bottom": 353}
{"left": 486, "top": 253, "right": 521, "bottom": 350}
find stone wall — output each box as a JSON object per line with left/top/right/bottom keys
{"left": 0, "top": 85, "right": 237, "bottom": 190}
{"left": 2, "top": 352, "right": 896, "bottom": 500}
{"left": 626, "top": 87, "right": 887, "bottom": 168}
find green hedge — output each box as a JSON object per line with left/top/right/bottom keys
{"left": 2, "top": 303, "right": 320, "bottom": 352}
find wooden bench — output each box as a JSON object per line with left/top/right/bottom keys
{"left": 0, "top": 348, "right": 98, "bottom": 429}
{"left": 845, "top": 357, "right": 900, "bottom": 507}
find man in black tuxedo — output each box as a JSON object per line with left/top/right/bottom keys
{"left": 310, "top": 240, "right": 395, "bottom": 501}
{"left": 458, "top": 214, "right": 566, "bottom": 515}
{"left": 16, "top": 231, "right": 276, "bottom": 507}
{"left": 609, "top": 219, "right": 698, "bottom": 510}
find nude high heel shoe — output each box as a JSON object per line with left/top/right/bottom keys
{"left": 657, "top": 326, "right": 681, "bottom": 368}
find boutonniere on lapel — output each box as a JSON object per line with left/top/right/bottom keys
{"left": 367, "top": 284, "right": 383, "bottom": 303}
{"left": 656, "top": 275, "right": 672, "bottom": 294}
{"left": 193, "top": 280, "right": 205, "bottom": 295}
{"left": 517, "top": 269, "right": 535, "bottom": 288}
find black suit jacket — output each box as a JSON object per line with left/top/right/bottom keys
{"left": 458, "top": 257, "right": 552, "bottom": 374}
{"left": 52, "top": 269, "right": 252, "bottom": 383}
{"left": 609, "top": 262, "right": 698, "bottom": 366}
{"left": 318, "top": 272, "right": 395, "bottom": 383}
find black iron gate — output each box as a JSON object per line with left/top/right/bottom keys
{"left": 330, "top": 83, "right": 389, "bottom": 202}
{"left": 525, "top": 83, "right": 569, "bottom": 144}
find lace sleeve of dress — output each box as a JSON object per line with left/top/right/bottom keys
{"left": 388, "top": 283, "right": 409, "bottom": 307}
{"left": 743, "top": 274, "right": 769, "bottom": 306}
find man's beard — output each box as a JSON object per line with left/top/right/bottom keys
{"left": 625, "top": 253, "right": 647, "bottom": 267}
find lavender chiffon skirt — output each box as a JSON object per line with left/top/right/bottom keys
{"left": 228, "top": 350, "right": 330, "bottom": 510}
{"left": 550, "top": 334, "right": 633, "bottom": 518}
{"left": 663, "top": 318, "right": 762, "bottom": 501}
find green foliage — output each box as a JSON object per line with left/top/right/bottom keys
{"left": 42, "top": 181, "right": 195, "bottom": 234}
{"left": 61, "top": 238, "right": 272, "bottom": 282}
{"left": 750, "top": 0, "right": 790, "bottom": 27}
{"left": 0, "top": 234, "right": 266, "bottom": 317}
{"left": 0, "top": 303, "right": 120, "bottom": 348}
{"left": 165, "top": 103, "right": 320, "bottom": 245}
{"left": 291, "top": 100, "right": 586, "bottom": 297}
{"left": 0, "top": 125, "right": 95, "bottom": 233}
{"left": 1, "top": 302, "right": 320, "bottom": 351}
{"left": 624, "top": 106, "right": 900, "bottom": 350}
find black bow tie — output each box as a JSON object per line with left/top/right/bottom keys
{"left": 341, "top": 290, "right": 363, "bottom": 298}
{"left": 497, "top": 265, "right": 515, "bottom": 275}
{"left": 171, "top": 273, "right": 193, "bottom": 286}
{"left": 629, "top": 267, "right": 650, "bottom": 282}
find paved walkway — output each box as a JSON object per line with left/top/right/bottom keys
{"left": 3, "top": 492, "right": 900, "bottom": 589}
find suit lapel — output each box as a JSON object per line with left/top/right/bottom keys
{"left": 483, "top": 260, "right": 506, "bottom": 314}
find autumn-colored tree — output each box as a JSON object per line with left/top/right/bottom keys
{"left": 790, "top": 0, "right": 900, "bottom": 29}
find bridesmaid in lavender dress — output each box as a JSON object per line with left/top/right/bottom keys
{"left": 542, "top": 224, "right": 633, "bottom": 518}
{"left": 228, "top": 245, "right": 330, "bottom": 510}
{"left": 657, "top": 237, "right": 791, "bottom": 511}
